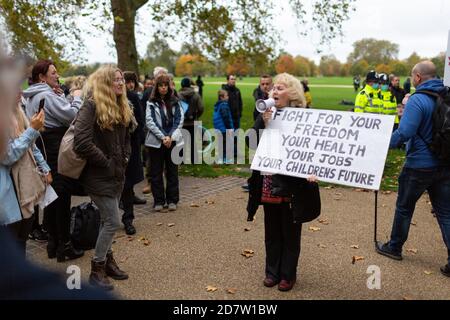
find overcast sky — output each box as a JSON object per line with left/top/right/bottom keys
{"left": 81, "top": 0, "right": 450, "bottom": 64}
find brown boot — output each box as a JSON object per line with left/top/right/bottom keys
{"left": 89, "top": 260, "right": 114, "bottom": 291}
{"left": 106, "top": 252, "right": 129, "bottom": 280}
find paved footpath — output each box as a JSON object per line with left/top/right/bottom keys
{"left": 29, "top": 177, "right": 450, "bottom": 300}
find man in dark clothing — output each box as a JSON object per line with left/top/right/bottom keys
{"left": 403, "top": 77, "right": 411, "bottom": 94}
{"left": 252, "top": 75, "right": 273, "bottom": 120}
{"left": 222, "top": 75, "right": 243, "bottom": 130}
{"left": 178, "top": 77, "right": 204, "bottom": 164}
{"left": 391, "top": 76, "right": 406, "bottom": 106}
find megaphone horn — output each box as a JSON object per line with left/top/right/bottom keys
{"left": 255, "top": 98, "right": 275, "bottom": 113}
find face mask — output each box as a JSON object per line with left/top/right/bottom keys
{"left": 372, "top": 83, "right": 379, "bottom": 90}
{"left": 381, "top": 84, "right": 389, "bottom": 91}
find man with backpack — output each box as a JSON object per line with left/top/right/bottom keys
{"left": 376, "top": 61, "right": 450, "bottom": 278}
{"left": 178, "top": 77, "right": 204, "bottom": 164}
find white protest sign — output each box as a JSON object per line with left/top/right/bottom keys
{"left": 250, "top": 108, "right": 395, "bottom": 190}
{"left": 445, "top": 30, "right": 450, "bottom": 87}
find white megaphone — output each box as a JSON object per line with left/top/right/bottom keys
{"left": 255, "top": 98, "right": 275, "bottom": 113}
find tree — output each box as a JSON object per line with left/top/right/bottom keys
{"left": 141, "top": 38, "right": 178, "bottom": 75}
{"left": 319, "top": 55, "right": 342, "bottom": 76}
{"left": 405, "top": 52, "right": 422, "bottom": 72}
{"left": 350, "top": 59, "right": 369, "bottom": 76}
{"left": 1, "top": 0, "right": 357, "bottom": 75}
{"left": 294, "top": 56, "right": 311, "bottom": 76}
{"left": 340, "top": 63, "right": 351, "bottom": 77}
{"left": 431, "top": 52, "right": 446, "bottom": 78}
{"left": 375, "top": 63, "right": 392, "bottom": 75}
{"left": 275, "top": 54, "right": 296, "bottom": 74}
{"left": 347, "top": 38, "right": 399, "bottom": 67}
{"left": 175, "top": 54, "right": 195, "bottom": 76}
{"left": 226, "top": 55, "right": 250, "bottom": 77}
{"left": 388, "top": 60, "right": 409, "bottom": 76}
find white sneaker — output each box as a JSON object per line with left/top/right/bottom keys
{"left": 154, "top": 205, "right": 163, "bottom": 212}
{"left": 168, "top": 203, "right": 177, "bottom": 211}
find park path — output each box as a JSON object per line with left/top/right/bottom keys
{"left": 29, "top": 177, "right": 450, "bottom": 300}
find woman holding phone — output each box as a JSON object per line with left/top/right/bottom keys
{"left": 23, "top": 60, "right": 84, "bottom": 262}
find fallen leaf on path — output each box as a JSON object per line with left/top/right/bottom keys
{"left": 168, "top": 223, "right": 175, "bottom": 227}
{"left": 318, "top": 244, "right": 327, "bottom": 249}
{"left": 309, "top": 226, "right": 321, "bottom": 232}
{"left": 382, "top": 191, "right": 392, "bottom": 195}
{"left": 402, "top": 296, "right": 412, "bottom": 300}
{"left": 244, "top": 227, "right": 251, "bottom": 232}
{"left": 206, "top": 285, "right": 218, "bottom": 292}
{"left": 241, "top": 249, "right": 255, "bottom": 258}
{"left": 350, "top": 245, "right": 359, "bottom": 249}
{"left": 424, "top": 271, "right": 432, "bottom": 275}
{"left": 324, "top": 186, "right": 333, "bottom": 190}
{"left": 318, "top": 219, "right": 329, "bottom": 225}
{"left": 138, "top": 236, "right": 145, "bottom": 241}
{"left": 411, "top": 221, "right": 417, "bottom": 226}
{"left": 190, "top": 203, "right": 200, "bottom": 208}
{"left": 127, "top": 236, "right": 134, "bottom": 242}
{"left": 382, "top": 204, "right": 387, "bottom": 208}
{"left": 156, "top": 222, "right": 163, "bottom": 226}
{"left": 352, "top": 256, "right": 365, "bottom": 264}
{"left": 226, "top": 288, "right": 237, "bottom": 294}
{"left": 205, "top": 200, "right": 215, "bottom": 205}
{"left": 176, "top": 233, "right": 181, "bottom": 237}
{"left": 406, "top": 248, "right": 418, "bottom": 254}
{"left": 143, "top": 240, "right": 150, "bottom": 246}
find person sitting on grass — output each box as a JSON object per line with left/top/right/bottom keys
{"left": 213, "top": 90, "right": 234, "bottom": 164}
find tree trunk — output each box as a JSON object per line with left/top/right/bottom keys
{"left": 111, "top": 0, "right": 148, "bottom": 75}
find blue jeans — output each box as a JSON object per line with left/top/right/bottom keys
{"left": 388, "top": 166, "right": 450, "bottom": 264}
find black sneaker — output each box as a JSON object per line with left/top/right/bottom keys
{"left": 241, "top": 184, "right": 249, "bottom": 192}
{"left": 29, "top": 228, "right": 48, "bottom": 242}
{"left": 124, "top": 223, "right": 136, "bottom": 235}
{"left": 375, "top": 241, "right": 403, "bottom": 260}
{"left": 440, "top": 264, "right": 450, "bottom": 277}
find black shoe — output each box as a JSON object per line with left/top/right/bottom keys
{"left": 440, "top": 264, "right": 450, "bottom": 277}
{"left": 375, "top": 241, "right": 403, "bottom": 261}
{"left": 47, "top": 236, "right": 57, "bottom": 259}
{"left": 133, "top": 195, "right": 147, "bottom": 205}
{"left": 241, "top": 184, "right": 249, "bottom": 192}
{"left": 29, "top": 228, "right": 48, "bottom": 242}
{"left": 124, "top": 223, "right": 136, "bottom": 235}
{"left": 56, "top": 241, "right": 85, "bottom": 262}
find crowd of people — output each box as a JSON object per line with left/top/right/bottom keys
{"left": 0, "top": 46, "right": 449, "bottom": 297}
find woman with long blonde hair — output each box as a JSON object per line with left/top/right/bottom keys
{"left": 74, "top": 65, "right": 133, "bottom": 291}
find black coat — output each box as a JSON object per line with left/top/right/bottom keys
{"left": 222, "top": 84, "right": 243, "bottom": 122}
{"left": 246, "top": 114, "right": 321, "bottom": 223}
{"left": 124, "top": 91, "right": 145, "bottom": 189}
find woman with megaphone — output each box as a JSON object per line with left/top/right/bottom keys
{"left": 247, "top": 73, "right": 321, "bottom": 292}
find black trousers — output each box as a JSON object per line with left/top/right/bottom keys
{"left": 263, "top": 203, "right": 302, "bottom": 281}
{"left": 41, "top": 127, "right": 84, "bottom": 245}
{"left": 148, "top": 144, "right": 179, "bottom": 206}
{"left": 120, "top": 186, "right": 134, "bottom": 225}
{"left": 7, "top": 218, "right": 34, "bottom": 258}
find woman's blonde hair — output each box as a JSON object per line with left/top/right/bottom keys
{"left": 69, "top": 75, "right": 87, "bottom": 92}
{"left": 273, "top": 73, "right": 306, "bottom": 108}
{"left": 11, "top": 103, "right": 29, "bottom": 138}
{"left": 83, "top": 65, "right": 132, "bottom": 130}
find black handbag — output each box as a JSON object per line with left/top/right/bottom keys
{"left": 70, "top": 202, "right": 101, "bottom": 250}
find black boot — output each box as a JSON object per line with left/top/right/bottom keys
{"left": 89, "top": 260, "right": 114, "bottom": 290}
{"left": 47, "top": 235, "right": 57, "bottom": 259}
{"left": 56, "top": 241, "right": 84, "bottom": 262}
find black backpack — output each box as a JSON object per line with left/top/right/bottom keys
{"left": 70, "top": 202, "right": 101, "bottom": 250}
{"left": 415, "top": 87, "right": 450, "bottom": 161}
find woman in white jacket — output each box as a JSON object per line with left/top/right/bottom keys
{"left": 145, "top": 73, "right": 184, "bottom": 212}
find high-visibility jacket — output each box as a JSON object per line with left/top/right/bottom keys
{"left": 354, "top": 84, "right": 383, "bottom": 114}
{"left": 379, "top": 90, "right": 399, "bottom": 124}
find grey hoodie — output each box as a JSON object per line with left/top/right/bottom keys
{"left": 23, "top": 83, "right": 82, "bottom": 128}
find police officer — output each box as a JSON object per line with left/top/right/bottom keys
{"left": 379, "top": 73, "right": 399, "bottom": 131}
{"left": 354, "top": 71, "right": 383, "bottom": 114}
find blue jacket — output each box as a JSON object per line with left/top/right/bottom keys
{"left": 213, "top": 100, "right": 234, "bottom": 133}
{"left": 0, "top": 128, "right": 50, "bottom": 226}
{"left": 390, "top": 79, "right": 444, "bottom": 168}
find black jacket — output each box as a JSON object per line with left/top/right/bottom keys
{"left": 222, "top": 84, "right": 243, "bottom": 121}
{"left": 246, "top": 114, "right": 321, "bottom": 223}
{"left": 124, "top": 91, "right": 145, "bottom": 189}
